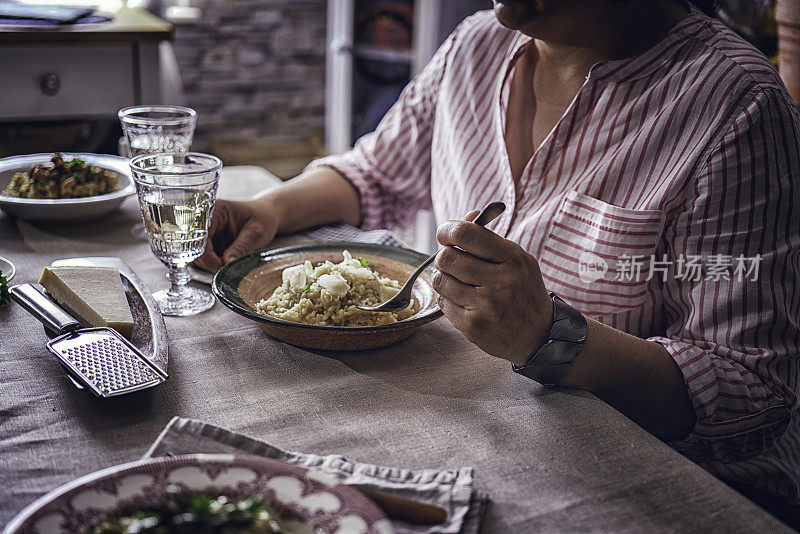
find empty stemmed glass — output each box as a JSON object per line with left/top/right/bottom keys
{"left": 130, "top": 152, "right": 222, "bottom": 316}
{"left": 119, "top": 105, "right": 197, "bottom": 240}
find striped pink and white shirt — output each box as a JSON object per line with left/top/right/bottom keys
{"left": 310, "top": 10, "right": 800, "bottom": 501}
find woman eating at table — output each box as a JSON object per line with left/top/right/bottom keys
{"left": 197, "top": 0, "right": 800, "bottom": 522}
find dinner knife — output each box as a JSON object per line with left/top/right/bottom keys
{"left": 354, "top": 486, "right": 448, "bottom": 525}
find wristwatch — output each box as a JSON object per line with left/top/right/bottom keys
{"left": 512, "top": 292, "right": 587, "bottom": 386}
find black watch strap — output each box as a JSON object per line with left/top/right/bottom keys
{"left": 512, "top": 293, "right": 587, "bottom": 386}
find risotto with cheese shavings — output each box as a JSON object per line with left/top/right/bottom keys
{"left": 257, "top": 250, "right": 415, "bottom": 326}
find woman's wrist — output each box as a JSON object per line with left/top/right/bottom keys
{"left": 251, "top": 188, "right": 288, "bottom": 234}
{"left": 510, "top": 294, "right": 587, "bottom": 384}
{"left": 253, "top": 167, "right": 361, "bottom": 235}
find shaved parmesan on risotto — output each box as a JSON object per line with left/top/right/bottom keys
{"left": 257, "top": 250, "right": 414, "bottom": 326}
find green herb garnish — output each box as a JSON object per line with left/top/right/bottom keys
{"left": 88, "top": 492, "right": 283, "bottom": 533}
{"left": 302, "top": 283, "right": 311, "bottom": 294}
{"left": 0, "top": 270, "right": 9, "bottom": 306}
{"left": 356, "top": 256, "right": 370, "bottom": 267}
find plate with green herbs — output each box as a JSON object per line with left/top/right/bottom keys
{"left": 0, "top": 153, "right": 134, "bottom": 222}
{"left": 2, "top": 454, "right": 393, "bottom": 534}
{"left": 213, "top": 242, "right": 442, "bottom": 351}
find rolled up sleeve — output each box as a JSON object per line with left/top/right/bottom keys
{"left": 649, "top": 87, "right": 800, "bottom": 463}
{"left": 306, "top": 21, "right": 461, "bottom": 230}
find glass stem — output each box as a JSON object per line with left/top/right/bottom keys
{"left": 165, "top": 264, "right": 192, "bottom": 299}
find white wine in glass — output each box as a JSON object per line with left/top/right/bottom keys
{"left": 130, "top": 152, "right": 221, "bottom": 316}
{"left": 140, "top": 189, "right": 214, "bottom": 264}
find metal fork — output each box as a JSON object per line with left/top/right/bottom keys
{"left": 358, "top": 201, "right": 506, "bottom": 313}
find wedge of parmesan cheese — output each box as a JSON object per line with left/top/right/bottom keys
{"left": 38, "top": 266, "right": 134, "bottom": 339}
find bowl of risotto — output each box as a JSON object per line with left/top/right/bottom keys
{"left": 212, "top": 242, "right": 443, "bottom": 350}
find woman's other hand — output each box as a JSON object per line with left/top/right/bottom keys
{"left": 194, "top": 166, "right": 362, "bottom": 273}
{"left": 195, "top": 196, "right": 281, "bottom": 272}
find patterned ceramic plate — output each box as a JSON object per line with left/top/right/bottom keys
{"left": 0, "top": 153, "right": 135, "bottom": 223}
{"left": 212, "top": 242, "right": 443, "bottom": 351}
{"left": 3, "top": 454, "right": 394, "bottom": 534}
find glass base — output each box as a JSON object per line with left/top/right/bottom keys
{"left": 153, "top": 286, "right": 215, "bottom": 316}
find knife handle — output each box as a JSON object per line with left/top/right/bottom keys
{"left": 357, "top": 487, "right": 448, "bottom": 525}
{"left": 10, "top": 284, "right": 82, "bottom": 336}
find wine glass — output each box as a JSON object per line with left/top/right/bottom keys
{"left": 130, "top": 152, "right": 222, "bottom": 316}
{"left": 119, "top": 105, "right": 197, "bottom": 240}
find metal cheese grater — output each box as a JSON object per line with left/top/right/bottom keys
{"left": 10, "top": 284, "right": 167, "bottom": 397}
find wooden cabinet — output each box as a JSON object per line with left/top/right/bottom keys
{"left": 0, "top": 44, "right": 135, "bottom": 120}
{"left": 0, "top": 7, "right": 172, "bottom": 123}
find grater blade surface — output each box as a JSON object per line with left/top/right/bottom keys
{"left": 47, "top": 328, "right": 166, "bottom": 397}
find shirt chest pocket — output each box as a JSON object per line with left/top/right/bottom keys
{"left": 538, "top": 190, "right": 665, "bottom": 317}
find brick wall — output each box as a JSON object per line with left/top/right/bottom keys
{"left": 170, "top": 0, "right": 327, "bottom": 175}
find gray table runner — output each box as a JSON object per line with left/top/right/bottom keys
{"left": 144, "top": 417, "right": 488, "bottom": 533}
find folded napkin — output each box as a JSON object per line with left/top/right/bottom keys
{"left": 144, "top": 417, "right": 489, "bottom": 534}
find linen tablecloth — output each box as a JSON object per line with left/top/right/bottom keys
{"left": 0, "top": 167, "right": 792, "bottom": 532}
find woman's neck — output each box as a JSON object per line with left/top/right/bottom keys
{"left": 525, "top": 1, "right": 690, "bottom": 80}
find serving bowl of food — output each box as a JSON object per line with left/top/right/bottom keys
{"left": 2, "top": 454, "right": 393, "bottom": 534}
{"left": 212, "top": 242, "right": 443, "bottom": 351}
{"left": 0, "top": 152, "right": 135, "bottom": 222}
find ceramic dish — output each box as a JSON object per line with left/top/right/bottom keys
{"left": 0, "top": 153, "right": 135, "bottom": 222}
{"left": 213, "top": 242, "right": 442, "bottom": 351}
{"left": 2, "top": 453, "right": 393, "bottom": 534}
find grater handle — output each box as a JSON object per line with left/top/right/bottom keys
{"left": 10, "top": 284, "right": 82, "bottom": 335}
